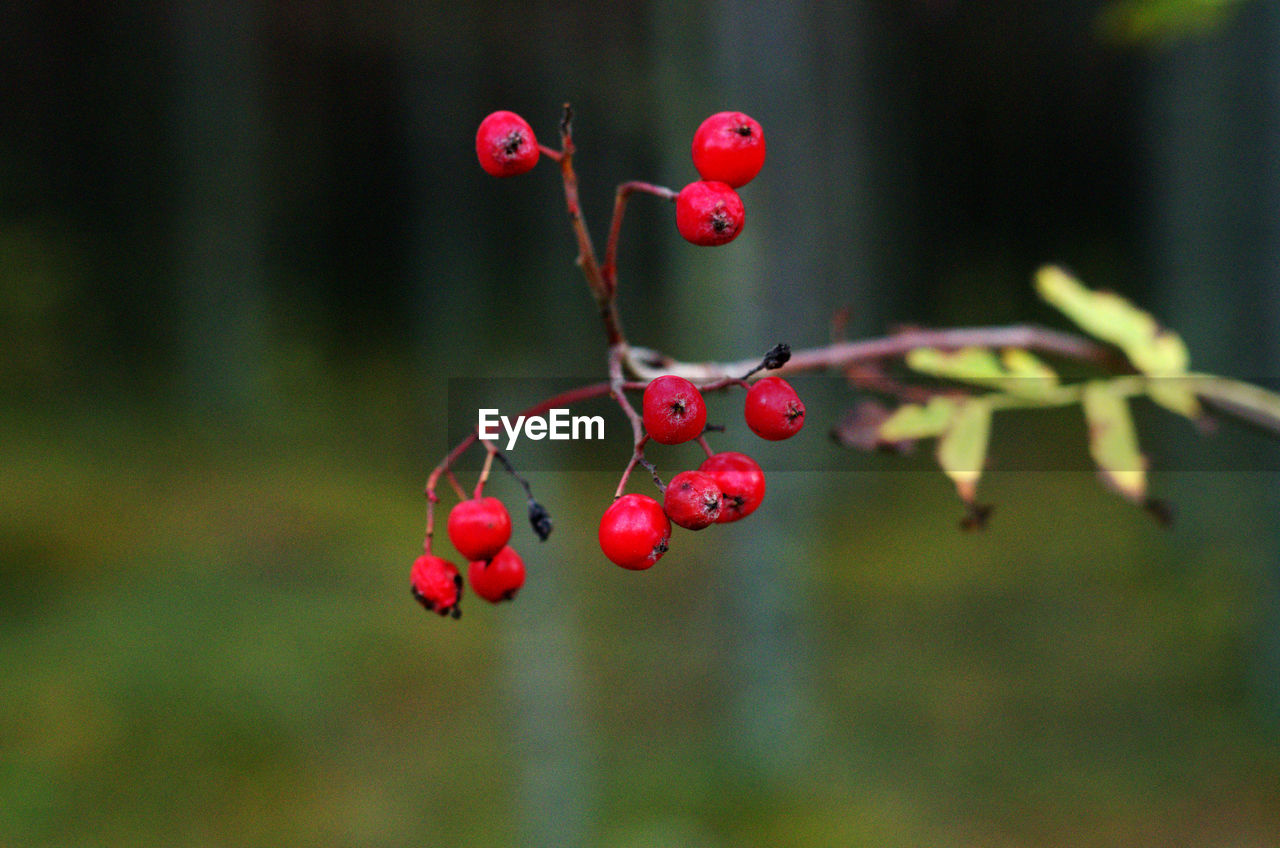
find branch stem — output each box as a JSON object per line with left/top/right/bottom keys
{"left": 603, "top": 181, "right": 677, "bottom": 290}
{"left": 554, "top": 103, "right": 626, "bottom": 346}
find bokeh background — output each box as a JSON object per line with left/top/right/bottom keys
{"left": 4, "top": 1, "right": 1280, "bottom": 845}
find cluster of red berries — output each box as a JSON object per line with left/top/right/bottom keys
{"left": 430, "top": 107, "right": 790, "bottom": 616}
{"left": 676, "top": 111, "right": 765, "bottom": 247}
{"left": 411, "top": 496, "right": 526, "bottom": 618}
{"left": 474, "top": 109, "right": 765, "bottom": 248}
{"left": 598, "top": 372, "right": 805, "bottom": 570}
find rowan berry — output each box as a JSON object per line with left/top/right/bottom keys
{"left": 675, "top": 180, "right": 745, "bottom": 246}
{"left": 642, "top": 375, "right": 708, "bottom": 445}
{"left": 599, "top": 493, "right": 672, "bottom": 570}
{"left": 468, "top": 546, "right": 526, "bottom": 603}
{"left": 411, "top": 554, "right": 462, "bottom": 618}
{"left": 447, "top": 496, "right": 512, "bottom": 562}
{"left": 744, "top": 376, "right": 806, "bottom": 441}
{"left": 698, "top": 451, "right": 766, "bottom": 523}
{"left": 475, "top": 110, "right": 540, "bottom": 177}
{"left": 691, "top": 111, "right": 766, "bottom": 188}
{"left": 663, "top": 470, "right": 723, "bottom": 530}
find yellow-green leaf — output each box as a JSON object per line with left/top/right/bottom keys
{"left": 905, "top": 346, "right": 1060, "bottom": 400}
{"left": 1000, "top": 348, "right": 1058, "bottom": 384}
{"left": 1081, "top": 380, "right": 1147, "bottom": 503}
{"left": 1147, "top": 381, "right": 1201, "bottom": 419}
{"left": 878, "top": 397, "right": 958, "bottom": 441}
{"left": 937, "top": 400, "right": 991, "bottom": 504}
{"left": 1035, "top": 265, "right": 1191, "bottom": 374}
{"left": 907, "top": 347, "right": 1005, "bottom": 381}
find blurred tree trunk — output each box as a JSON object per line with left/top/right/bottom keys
{"left": 399, "top": 31, "right": 594, "bottom": 848}
{"left": 653, "top": 0, "right": 887, "bottom": 784}
{"left": 171, "top": 0, "right": 268, "bottom": 414}
{"left": 1141, "top": 1, "right": 1280, "bottom": 721}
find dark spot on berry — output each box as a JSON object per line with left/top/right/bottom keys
{"left": 734, "top": 124, "right": 753, "bottom": 136}
{"left": 710, "top": 211, "right": 731, "bottom": 233}
{"left": 502, "top": 131, "right": 525, "bottom": 156}
{"left": 786, "top": 403, "right": 804, "bottom": 422}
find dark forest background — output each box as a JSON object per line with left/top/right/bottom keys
{"left": 3, "top": 1, "right": 1280, "bottom": 845}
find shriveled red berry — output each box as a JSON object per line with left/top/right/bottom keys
{"left": 411, "top": 553, "right": 462, "bottom": 618}
{"left": 599, "top": 493, "right": 671, "bottom": 570}
{"left": 691, "top": 111, "right": 766, "bottom": 188}
{"left": 698, "top": 451, "right": 766, "bottom": 523}
{"left": 475, "top": 110, "right": 540, "bottom": 177}
{"left": 663, "top": 470, "right": 723, "bottom": 531}
{"left": 744, "top": 376, "right": 805, "bottom": 441}
{"left": 447, "top": 497, "right": 512, "bottom": 561}
{"left": 675, "top": 180, "right": 745, "bottom": 247}
{"left": 642, "top": 375, "right": 708, "bottom": 445}
{"left": 468, "top": 546, "right": 526, "bottom": 603}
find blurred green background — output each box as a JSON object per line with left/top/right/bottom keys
{"left": 4, "top": 1, "right": 1280, "bottom": 845}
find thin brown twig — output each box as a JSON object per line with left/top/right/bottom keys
{"left": 553, "top": 103, "right": 626, "bottom": 347}
{"left": 623, "top": 324, "right": 1124, "bottom": 383}
{"left": 603, "top": 181, "right": 678, "bottom": 291}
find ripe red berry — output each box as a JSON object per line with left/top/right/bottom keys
{"left": 468, "top": 546, "right": 526, "bottom": 603}
{"left": 447, "top": 497, "right": 512, "bottom": 561}
{"left": 475, "top": 110, "right": 540, "bottom": 177}
{"left": 663, "top": 470, "right": 723, "bottom": 530}
{"left": 698, "top": 451, "right": 766, "bottom": 523}
{"left": 598, "top": 493, "right": 672, "bottom": 570}
{"left": 691, "top": 111, "right": 766, "bottom": 188}
{"left": 411, "top": 554, "right": 462, "bottom": 618}
{"left": 642, "top": 375, "right": 708, "bottom": 445}
{"left": 675, "top": 180, "right": 745, "bottom": 247}
{"left": 744, "top": 376, "right": 806, "bottom": 441}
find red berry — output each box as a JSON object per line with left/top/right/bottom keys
{"left": 475, "top": 110, "right": 540, "bottom": 177}
{"left": 744, "top": 376, "right": 805, "bottom": 441}
{"left": 447, "top": 497, "right": 512, "bottom": 561}
{"left": 698, "top": 451, "right": 766, "bottom": 523}
{"left": 468, "top": 546, "right": 526, "bottom": 603}
{"left": 598, "top": 494, "right": 671, "bottom": 570}
{"left": 411, "top": 554, "right": 462, "bottom": 618}
{"left": 642, "top": 375, "right": 708, "bottom": 445}
{"left": 663, "top": 470, "right": 723, "bottom": 531}
{"left": 691, "top": 111, "right": 766, "bottom": 188}
{"left": 675, "top": 181, "right": 745, "bottom": 247}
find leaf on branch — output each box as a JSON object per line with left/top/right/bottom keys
{"left": 905, "top": 346, "right": 1060, "bottom": 400}
{"left": 878, "top": 396, "right": 959, "bottom": 442}
{"left": 1035, "top": 265, "right": 1201, "bottom": 418}
{"left": 1081, "top": 380, "right": 1148, "bottom": 504}
{"left": 937, "top": 399, "right": 992, "bottom": 505}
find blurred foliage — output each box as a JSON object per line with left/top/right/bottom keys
{"left": 1098, "top": 0, "right": 1251, "bottom": 45}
